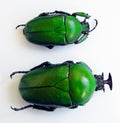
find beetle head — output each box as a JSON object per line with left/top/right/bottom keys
{"left": 81, "top": 19, "right": 98, "bottom": 35}
{"left": 81, "top": 21, "right": 90, "bottom": 34}
{"left": 94, "top": 73, "right": 112, "bottom": 91}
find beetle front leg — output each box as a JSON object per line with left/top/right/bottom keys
{"left": 72, "top": 12, "right": 90, "bottom": 19}
{"left": 75, "top": 33, "right": 88, "bottom": 44}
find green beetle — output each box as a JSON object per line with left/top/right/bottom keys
{"left": 17, "top": 11, "right": 98, "bottom": 49}
{"left": 10, "top": 61, "right": 112, "bottom": 111}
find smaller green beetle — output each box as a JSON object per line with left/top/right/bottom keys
{"left": 10, "top": 61, "right": 112, "bottom": 111}
{"left": 17, "top": 11, "right": 98, "bottom": 49}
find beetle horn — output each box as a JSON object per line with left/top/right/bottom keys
{"left": 16, "top": 24, "right": 26, "bottom": 29}
{"left": 94, "top": 73, "right": 112, "bottom": 91}
{"left": 104, "top": 73, "right": 112, "bottom": 90}
{"left": 89, "top": 19, "right": 98, "bottom": 32}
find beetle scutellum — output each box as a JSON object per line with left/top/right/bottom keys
{"left": 16, "top": 11, "right": 98, "bottom": 49}
{"left": 10, "top": 61, "right": 112, "bottom": 111}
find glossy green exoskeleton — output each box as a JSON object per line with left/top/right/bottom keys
{"left": 10, "top": 61, "right": 112, "bottom": 111}
{"left": 17, "top": 11, "right": 98, "bottom": 49}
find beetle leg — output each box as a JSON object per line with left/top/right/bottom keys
{"left": 62, "top": 61, "right": 74, "bottom": 65}
{"left": 72, "top": 12, "right": 90, "bottom": 19}
{"left": 39, "top": 12, "right": 50, "bottom": 16}
{"left": 54, "top": 10, "right": 71, "bottom": 15}
{"left": 46, "top": 45, "right": 54, "bottom": 49}
{"left": 30, "top": 61, "right": 52, "bottom": 71}
{"left": 11, "top": 105, "right": 33, "bottom": 111}
{"left": 10, "top": 71, "right": 29, "bottom": 78}
{"left": 16, "top": 24, "right": 26, "bottom": 29}
{"left": 10, "top": 62, "right": 52, "bottom": 78}
{"left": 89, "top": 19, "right": 98, "bottom": 32}
{"left": 39, "top": 11, "right": 71, "bottom": 17}
{"left": 75, "top": 33, "right": 88, "bottom": 44}
{"left": 69, "top": 105, "right": 78, "bottom": 109}
{"left": 38, "top": 11, "right": 60, "bottom": 16}
{"left": 32, "top": 105, "right": 56, "bottom": 111}
{"left": 11, "top": 104, "right": 56, "bottom": 111}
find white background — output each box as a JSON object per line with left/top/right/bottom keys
{"left": 0, "top": 0, "right": 120, "bottom": 122}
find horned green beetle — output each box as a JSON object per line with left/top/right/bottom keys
{"left": 11, "top": 61, "right": 112, "bottom": 111}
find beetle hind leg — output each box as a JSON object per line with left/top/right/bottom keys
{"left": 10, "top": 71, "right": 29, "bottom": 78}
{"left": 11, "top": 105, "right": 33, "bottom": 111}
{"left": 11, "top": 104, "right": 56, "bottom": 111}
{"left": 32, "top": 105, "right": 56, "bottom": 111}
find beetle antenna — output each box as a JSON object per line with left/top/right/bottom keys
{"left": 16, "top": 24, "right": 26, "bottom": 29}
{"left": 10, "top": 71, "right": 29, "bottom": 78}
{"left": 89, "top": 19, "right": 98, "bottom": 32}
{"left": 94, "top": 73, "right": 112, "bottom": 91}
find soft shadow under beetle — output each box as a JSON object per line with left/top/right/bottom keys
{"left": 16, "top": 11, "right": 98, "bottom": 49}
{"left": 10, "top": 61, "right": 112, "bottom": 111}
